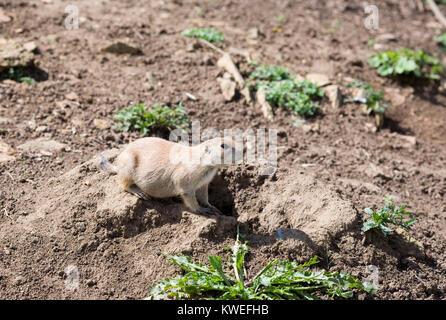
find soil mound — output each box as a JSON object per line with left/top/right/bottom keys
{"left": 0, "top": 151, "right": 358, "bottom": 299}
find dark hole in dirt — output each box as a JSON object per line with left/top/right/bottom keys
{"left": 0, "top": 66, "right": 48, "bottom": 83}
{"left": 208, "top": 174, "right": 236, "bottom": 217}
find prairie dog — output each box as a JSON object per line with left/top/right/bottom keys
{"left": 102, "top": 137, "right": 241, "bottom": 214}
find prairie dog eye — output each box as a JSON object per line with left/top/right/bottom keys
{"left": 221, "top": 144, "right": 228, "bottom": 149}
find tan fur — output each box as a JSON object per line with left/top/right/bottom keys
{"left": 114, "top": 137, "right": 241, "bottom": 214}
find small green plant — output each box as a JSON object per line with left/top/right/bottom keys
{"left": 257, "top": 79, "right": 324, "bottom": 117}
{"left": 114, "top": 102, "right": 189, "bottom": 134}
{"left": 0, "top": 67, "right": 35, "bottom": 84}
{"left": 195, "top": 7, "right": 203, "bottom": 16}
{"left": 368, "top": 49, "right": 443, "bottom": 80}
{"left": 249, "top": 64, "right": 291, "bottom": 81}
{"left": 248, "top": 65, "right": 323, "bottom": 117}
{"left": 181, "top": 28, "right": 224, "bottom": 43}
{"left": 362, "top": 197, "right": 417, "bottom": 236}
{"left": 148, "top": 235, "right": 376, "bottom": 300}
{"left": 345, "top": 79, "right": 387, "bottom": 114}
{"left": 434, "top": 33, "right": 446, "bottom": 51}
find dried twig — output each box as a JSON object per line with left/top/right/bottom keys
{"left": 199, "top": 38, "right": 252, "bottom": 104}
{"left": 256, "top": 87, "right": 274, "bottom": 121}
{"left": 197, "top": 38, "right": 225, "bottom": 55}
{"left": 3, "top": 208, "right": 12, "bottom": 219}
{"left": 5, "top": 171, "right": 14, "bottom": 181}
{"left": 426, "top": 0, "right": 446, "bottom": 29}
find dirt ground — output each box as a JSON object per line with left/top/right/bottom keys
{"left": 0, "top": 0, "right": 446, "bottom": 300}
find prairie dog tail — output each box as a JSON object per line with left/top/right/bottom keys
{"left": 99, "top": 153, "right": 117, "bottom": 174}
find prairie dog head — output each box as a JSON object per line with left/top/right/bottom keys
{"left": 200, "top": 137, "right": 242, "bottom": 167}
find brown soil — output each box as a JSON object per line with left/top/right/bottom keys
{"left": 1, "top": 0, "right": 446, "bottom": 300}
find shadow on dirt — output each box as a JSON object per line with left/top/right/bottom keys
{"left": 382, "top": 116, "right": 414, "bottom": 135}
{"left": 0, "top": 65, "right": 49, "bottom": 83}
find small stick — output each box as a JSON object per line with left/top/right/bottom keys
{"left": 426, "top": 0, "right": 446, "bottom": 29}
{"left": 5, "top": 171, "right": 14, "bottom": 181}
{"left": 3, "top": 208, "right": 12, "bottom": 219}
{"left": 416, "top": 0, "right": 424, "bottom": 12}
{"left": 185, "top": 92, "right": 198, "bottom": 101}
{"left": 198, "top": 38, "right": 226, "bottom": 55}
{"left": 199, "top": 38, "right": 252, "bottom": 104}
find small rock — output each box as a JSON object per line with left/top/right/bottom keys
{"left": 102, "top": 40, "right": 142, "bottom": 55}
{"left": 35, "top": 125, "right": 48, "bottom": 133}
{"left": 302, "top": 124, "right": 313, "bottom": 133}
{"left": 174, "top": 49, "right": 187, "bottom": 57}
{"left": 365, "top": 163, "right": 392, "bottom": 179}
{"left": 217, "top": 53, "right": 245, "bottom": 88}
{"left": 86, "top": 279, "right": 97, "bottom": 287}
{"left": 426, "top": 21, "right": 442, "bottom": 29}
{"left": 305, "top": 73, "right": 331, "bottom": 87}
{"left": 13, "top": 276, "right": 25, "bottom": 286}
{"left": 247, "top": 27, "right": 262, "bottom": 39}
{"left": 0, "top": 38, "right": 35, "bottom": 72}
{"left": 93, "top": 119, "right": 111, "bottom": 130}
{"left": 373, "top": 43, "right": 385, "bottom": 51}
{"left": 256, "top": 87, "right": 274, "bottom": 120}
{"left": 375, "top": 113, "right": 384, "bottom": 128}
{"left": 186, "top": 41, "right": 201, "bottom": 52}
{"left": 325, "top": 85, "right": 343, "bottom": 108}
{"left": 0, "top": 117, "right": 11, "bottom": 125}
{"left": 144, "top": 71, "right": 156, "bottom": 90}
{"left": 17, "top": 138, "right": 67, "bottom": 153}
{"left": 0, "top": 8, "right": 11, "bottom": 23}
{"left": 240, "top": 87, "right": 252, "bottom": 104}
{"left": 55, "top": 100, "right": 72, "bottom": 108}
{"left": 375, "top": 33, "right": 397, "bottom": 43}
{"left": 384, "top": 88, "right": 405, "bottom": 106}
{"left": 0, "top": 139, "right": 16, "bottom": 163}
{"left": 294, "top": 74, "right": 305, "bottom": 82}
{"left": 40, "top": 150, "right": 53, "bottom": 157}
{"left": 23, "top": 41, "right": 37, "bottom": 53}
{"left": 217, "top": 77, "right": 236, "bottom": 101}
{"left": 65, "top": 92, "right": 78, "bottom": 101}
{"left": 393, "top": 133, "right": 417, "bottom": 149}
{"left": 71, "top": 119, "right": 85, "bottom": 127}
{"left": 223, "top": 72, "right": 232, "bottom": 80}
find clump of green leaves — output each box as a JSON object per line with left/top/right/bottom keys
{"left": 249, "top": 65, "right": 291, "bottom": 81}
{"left": 434, "top": 33, "right": 446, "bottom": 51}
{"left": 181, "top": 28, "right": 224, "bottom": 43}
{"left": 248, "top": 65, "right": 324, "bottom": 117}
{"left": 114, "top": 102, "right": 189, "bottom": 134}
{"left": 345, "top": 79, "right": 387, "bottom": 114}
{"left": 362, "top": 197, "right": 417, "bottom": 236}
{"left": 148, "top": 235, "right": 376, "bottom": 300}
{"left": 257, "top": 79, "right": 324, "bottom": 117}
{"left": 368, "top": 49, "right": 443, "bottom": 80}
{"left": 0, "top": 67, "right": 35, "bottom": 84}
